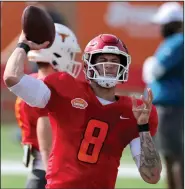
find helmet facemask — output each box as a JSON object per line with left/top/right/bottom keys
{"left": 83, "top": 47, "right": 131, "bottom": 88}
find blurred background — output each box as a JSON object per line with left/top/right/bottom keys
{"left": 1, "top": 1, "right": 184, "bottom": 188}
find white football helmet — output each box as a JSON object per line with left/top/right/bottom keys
{"left": 28, "top": 23, "right": 82, "bottom": 78}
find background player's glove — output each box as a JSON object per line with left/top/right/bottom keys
{"left": 131, "top": 88, "right": 153, "bottom": 125}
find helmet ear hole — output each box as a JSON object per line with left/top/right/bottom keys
{"left": 52, "top": 60, "right": 58, "bottom": 66}
{"left": 53, "top": 53, "right": 62, "bottom": 58}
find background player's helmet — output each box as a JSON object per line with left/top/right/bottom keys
{"left": 28, "top": 23, "right": 82, "bottom": 78}
{"left": 82, "top": 34, "right": 131, "bottom": 88}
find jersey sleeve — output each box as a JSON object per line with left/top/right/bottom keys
{"left": 33, "top": 107, "right": 49, "bottom": 117}
{"left": 130, "top": 99, "right": 158, "bottom": 141}
{"left": 15, "top": 97, "right": 24, "bottom": 128}
{"left": 129, "top": 137, "right": 141, "bottom": 168}
{"left": 43, "top": 72, "right": 77, "bottom": 111}
{"left": 43, "top": 72, "right": 75, "bottom": 91}
{"left": 148, "top": 105, "right": 158, "bottom": 136}
{"left": 9, "top": 74, "right": 51, "bottom": 108}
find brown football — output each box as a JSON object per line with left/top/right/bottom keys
{"left": 22, "top": 6, "right": 55, "bottom": 48}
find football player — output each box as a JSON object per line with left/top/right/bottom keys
{"left": 4, "top": 33, "right": 162, "bottom": 189}
{"left": 14, "top": 23, "right": 81, "bottom": 189}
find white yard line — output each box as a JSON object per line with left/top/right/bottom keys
{"left": 1, "top": 161, "right": 166, "bottom": 179}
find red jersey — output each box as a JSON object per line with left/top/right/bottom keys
{"left": 15, "top": 73, "right": 48, "bottom": 151}
{"left": 41, "top": 72, "right": 158, "bottom": 189}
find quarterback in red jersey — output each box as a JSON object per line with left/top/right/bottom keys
{"left": 5, "top": 32, "right": 162, "bottom": 188}
{"left": 14, "top": 23, "right": 81, "bottom": 189}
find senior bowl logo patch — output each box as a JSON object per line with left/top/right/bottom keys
{"left": 71, "top": 98, "right": 88, "bottom": 109}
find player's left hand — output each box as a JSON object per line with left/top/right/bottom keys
{"left": 131, "top": 88, "right": 153, "bottom": 125}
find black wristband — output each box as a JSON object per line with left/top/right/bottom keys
{"left": 17, "top": 43, "right": 30, "bottom": 54}
{"left": 138, "top": 123, "right": 149, "bottom": 132}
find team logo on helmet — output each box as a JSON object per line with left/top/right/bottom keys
{"left": 59, "top": 33, "right": 69, "bottom": 42}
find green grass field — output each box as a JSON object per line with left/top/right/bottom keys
{"left": 1, "top": 175, "right": 166, "bottom": 188}
{"left": 1, "top": 126, "right": 167, "bottom": 188}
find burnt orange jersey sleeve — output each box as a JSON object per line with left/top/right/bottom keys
{"left": 15, "top": 97, "right": 24, "bottom": 129}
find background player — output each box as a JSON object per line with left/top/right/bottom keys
{"left": 15, "top": 23, "right": 81, "bottom": 189}
{"left": 142, "top": 2, "right": 184, "bottom": 189}
{"left": 4, "top": 33, "right": 162, "bottom": 188}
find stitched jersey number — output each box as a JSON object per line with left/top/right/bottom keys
{"left": 78, "top": 119, "right": 108, "bottom": 163}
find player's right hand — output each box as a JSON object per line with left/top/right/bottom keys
{"left": 18, "top": 30, "right": 50, "bottom": 50}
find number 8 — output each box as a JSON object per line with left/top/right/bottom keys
{"left": 78, "top": 119, "right": 108, "bottom": 163}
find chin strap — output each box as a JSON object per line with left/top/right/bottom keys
{"left": 95, "top": 78, "right": 118, "bottom": 88}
